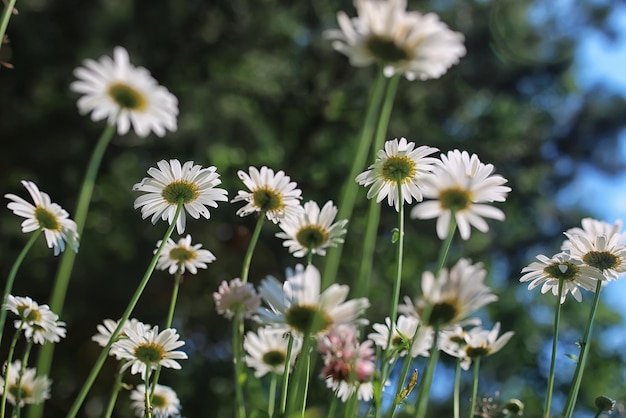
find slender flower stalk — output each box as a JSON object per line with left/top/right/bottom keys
{"left": 414, "top": 326, "right": 440, "bottom": 418}
{"left": 268, "top": 373, "right": 278, "bottom": 417}
{"left": 562, "top": 279, "right": 603, "bottom": 418}
{"left": 454, "top": 358, "right": 461, "bottom": 418}
{"left": 0, "top": 0, "right": 16, "bottom": 49}
{"left": 322, "top": 69, "right": 387, "bottom": 290}
{"left": 544, "top": 279, "right": 564, "bottom": 418}
{"left": 355, "top": 74, "right": 400, "bottom": 298}
{"left": 0, "top": 230, "right": 41, "bottom": 348}
{"left": 34, "top": 123, "right": 116, "bottom": 410}
{"left": 143, "top": 369, "right": 151, "bottom": 418}
{"left": 101, "top": 364, "right": 125, "bottom": 418}
{"left": 468, "top": 358, "right": 481, "bottom": 418}
{"left": 233, "top": 313, "right": 246, "bottom": 418}
{"left": 241, "top": 215, "right": 265, "bottom": 283}
{"left": 389, "top": 181, "right": 405, "bottom": 326}
{"left": 64, "top": 204, "right": 181, "bottom": 418}
{"left": 14, "top": 339, "right": 34, "bottom": 417}
{"left": 279, "top": 334, "right": 295, "bottom": 415}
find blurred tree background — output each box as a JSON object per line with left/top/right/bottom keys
{"left": 1, "top": 0, "right": 626, "bottom": 417}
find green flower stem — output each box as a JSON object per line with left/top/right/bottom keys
{"left": 1, "top": 325, "right": 23, "bottom": 418}
{"left": 232, "top": 313, "right": 247, "bottom": 418}
{"left": 241, "top": 214, "right": 265, "bottom": 283}
{"left": 326, "top": 395, "right": 338, "bottom": 418}
{"left": 13, "top": 339, "right": 33, "bottom": 418}
{"left": 0, "top": 0, "right": 16, "bottom": 46}
{"left": 389, "top": 184, "right": 405, "bottom": 326}
{"left": 64, "top": 204, "right": 181, "bottom": 418}
{"left": 435, "top": 216, "right": 457, "bottom": 276}
{"left": 544, "top": 279, "right": 564, "bottom": 418}
{"left": 0, "top": 230, "right": 41, "bottom": 349}
{"left": 354, "top": 74, "right": 401, "bottom": 298}
{"left": 454, "top": 358, "right": 461, "bottom": 418}
{"left": 279, "top": 334, "right": 295, "bottom": 415}
{"left": 268, "top": 373, "right": 278, "bottom": 417}
{"left": 468, "top": 358, "right": 481, "bottom": 418}
{"left": 413, "top": 326, "right": 440, "bottom": 418}
{"left": 346, "top": 393, "right": 358, "bottom": 418}
{"left": 102, "top": 363, "right": 125, "bottom": 418}
{"left": 143, "top": 369, "right": 152, "bottom": 418}
{"left": 300, "top": 349, "right": 312, "bottom": 418}
{"left": 322, "top": 69, "right": 387, "bottom": 291}
{"left": 562, "top": 279, "right": 603, "bottom": 418}
{"left": 306, "top": 251, "right": 314, "bottom": 266}
{"left": 32, "top": 123, "right": 116, "bottom": 418}
{"left": 150, "top": 269, "right": 183, "bottom": 401}
{"left": 287, "top": 332, "right": 312, "bottom": 415}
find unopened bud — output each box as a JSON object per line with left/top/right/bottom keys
{"left": 595, "top": 395, "right": 615, "bottom": 412}
{"left": 503, "top": 398, "right": 524, "bottom": 415}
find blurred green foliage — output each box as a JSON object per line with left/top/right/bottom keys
{"left": 2, "top": 0, "right": 626, "bottom": 417}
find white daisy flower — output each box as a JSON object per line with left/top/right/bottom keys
{"left": 213, "top": 278, "right": 261, "bottom": 320}
{"left": 129, "top": 384, "right": 181, "bottom": 418}
{"left": 448, "top": 322, "right": 514, "bottom": 370}
{"left": 561, "top": 218, "right": 626, "bottom": 280}
{"left": 133, "top": 159, "right": 228, "bottom": 234}
{"left": 410, "top": 149, "right": 511, "bottom": 240}
{"left": 0, "top": 360, "right": 51, "bottom": 407}
{"left": 368, "top": 315, "right": 433, "bottom": 358}
{"left": 155, "top": 234, "right": 216, "bottom": 275}
{"left": 276, "top": 200, "right": 348, "bottom": 257}
{"left": 70, "top": 46, "right": 178, "bottom": 137}
{"left": 5, "top": 180, "right": 79, "bottom": 255}
{"left": 324, "top": 0, "right": 466, "bottom": 81}
{"left": 399, "top": 258, "right": 497, "bottom": 329}
{"left": 244, "top": 326, "right": 302, "bottom": 378}
{"left": 520, "top": 252, "right": 605, "bottom": 304}
{"left": 4, "top": 295, "right": 66, "bottom": 344}
{"left": 256, "top": 264, "right": 370, "bottom": 336}
{"left": 356, "top": 138, "right": 439, "bottom": 211}
{"left": 91, "top": 318, "right": 153, "bottom": 359}
{"left": 231, "top": 166, "right": 302, "bottom": 224}
{"left": 112, "top": 322, "right": 187, "bottom": 377}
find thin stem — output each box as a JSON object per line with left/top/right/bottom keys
{"left": 454, "top": 358, "right": 461, "bottom": 418}
{"left": 13, "top": 339, "right": 33, "bottom": 418}
{"left": 0, "top": 0, "right": 17, "bottom": 47}
{"left": 64, "top": 204, "right": 181, "bottom": 418}
{"left": 562, "top": 279, "right": 603, "bottom": 418}
{"left": 1, "top": 325, "right": 23, "bottom": 418}
{"left": 413, "top": 326, "right": 440, "bottom": 418}
{"left": 232, "top": 313, "right": 246, "bottom": 418}
{"left": 287, "top": 332, "right": 312, "bottom": 415}
{"left": 0, "top": 230, "right": 41, "bottom": 348}
{"left": 300, "top": 350, "right": 312, "bottom": 418}
{"left": 241, "top": 214, "right": 265, "bottom": 283}
{"left": 268, "top": 373, "right": 278, "bottom": 418}
{"left": 150, "top": 269, "right": 183, "bottom": 401}
{"left": 435, "top": 216, "right": 457, "bottom": 276}
{"left": 279, "top": 334, "right": 295, "bottom": 415}
{"left": 468, "top": 358, "right": 481, "bottom": 418}
{"left": 143, "top": 369, "right": 152, "bottom": 418}
{"left": 101, "top": 363, "right": 125, "bottom": 418}
{"left": 326, "top": 396, "right": 338, "bottom": 418}
{"left": 390, "top": 184, "right": 405, "bottom": 326}
{"left": 544, "top": 279, "right": 564, "bottom": 418}
{"left": 33, "top": 123, "right": 116, "bottom": 418}
{"left": 354, "top": 74, "right": 401, "bottom": 298}
{"left": 322, "top": 69, "right": 388, "bottom": 290}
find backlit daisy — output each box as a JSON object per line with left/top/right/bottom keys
{"left": 410, "top": 150, "right": 511, "bottom": 240}
{"left": 356, "top": 138, "right": 439, "bottom": 211}
{"left": 155, "top": 234, "right": 216, "bottom": 275}
{"left": 91, "top": 318, "right": 152, "bottom": 359}
{"left": 133, "top": 159, "right": 228, "bottom": 234}
{"left": 324, "top": 0, "right": 466, "bottom": 80}
{"left": 4, "top": 295, "right": 66, "bottom": 344}
{"left": 231, "top": 166, "right": 302, "bottom": 223}
{"left": 5, "top": 180, "right": 79, "bottom": 255}
{"left": 213, "top": 278, "right": 261, "bottom": 320}
{"left": 256, "top": 264, "right": 370, "bottom": 336}
{"left": 70, "top": 46, "right": 178, "bottom": 137}
{"left": 0, "top": 360, "right": 51, "bottom": 407}
{"left": 129, "top": 384, "right": 181, "bottom": 418}
{"left": 399, "top": 258, "right": 497, "bottom": 329}
{"left": 112, "top": 322, "right": 187, "bottom": 377}
{"left": 520, "top": 252, "right": 605, "bottom": 304}
{"left": 276, "top": 200, "right": 348, "bottom": 257}
{"left": 368, "top": 315, "right": 433, "bottom": 358}
{"left": 561, "top": 218, "right": 626, "bottom": 280}
{"left": 244, "top": 326, "right": 302, "bottom": 377}
{"left": 446, "top": 322, "right": 514, "bottom": 370}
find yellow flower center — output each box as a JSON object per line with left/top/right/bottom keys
{"left": 381, "top": 155, "right": 416, "bottom": 184}
{"left": 582, "top": 251, "right": 620, "bottom": 271}
{"left": 108, "top": 82, "right": 147, "bottom": 111}
{"left": 161, "top": 180, "right": 200, "bottom": 205}
{"left": 133, "top": 342, "right": 165, "bottom": 364}
{"left": 169, "top": 247, "right": 195, "bottom": 263}
{"left": 262, "top": 350, "right": 287, "bottom": 367}
{"left": 17, "top": 305, "right": 42, "bottom": 322}
{"left": 438, "top": 187, "right": 473, "bottom": 212}
{"left": 34, "top": 206, "right": 60, "bottom": 231}
{"left": 252, "top": 187, "right": 283, "bottom": 212}
{"left": 285, "top": 304, "right": 332, "bottom": 335}
{"left": 543, "top": 262, "right": 580, "bottom": 282}
{"left": 365, "top": 36, "right": 411, "bottom": 63}
{"left": 295, "top": 226, "right": 328, "bottom": 251}
{"left": 152, "top": 393, "right": 167, "bottom": 408}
